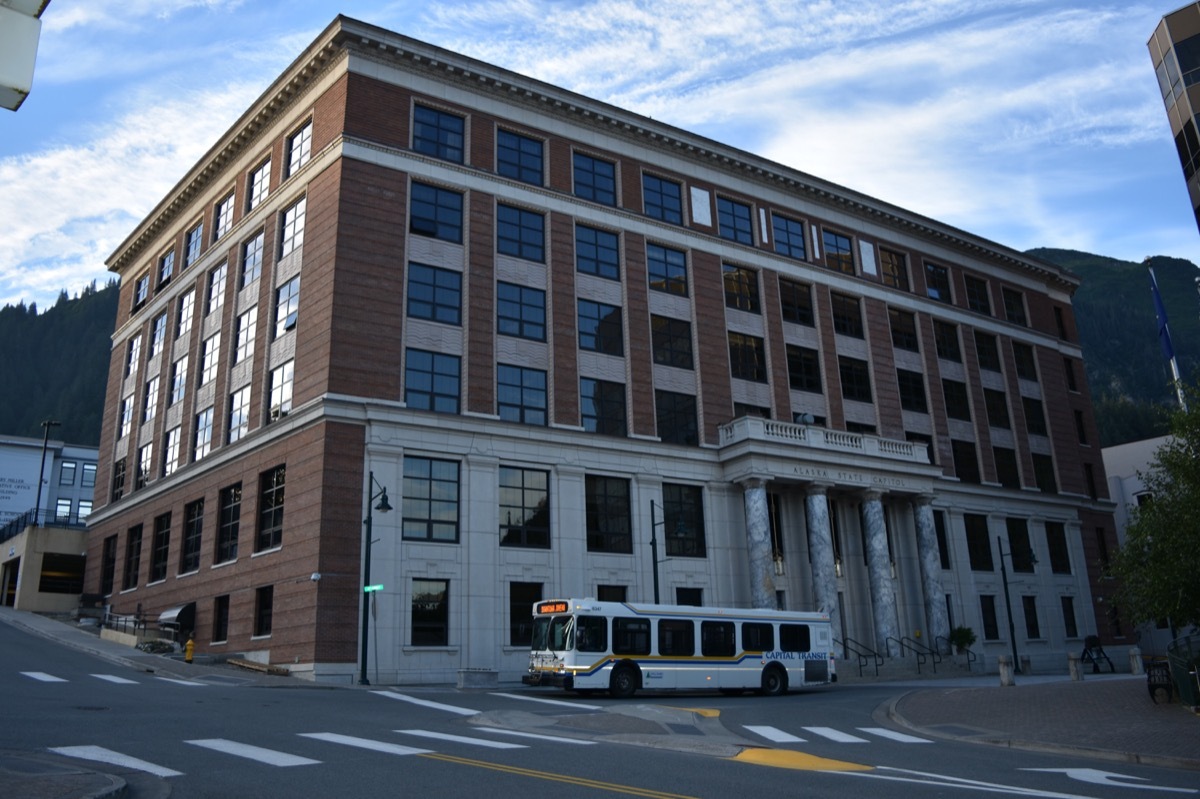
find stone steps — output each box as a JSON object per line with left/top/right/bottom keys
{"left": 835, "top": 654, "right": 977, "bottom": 683}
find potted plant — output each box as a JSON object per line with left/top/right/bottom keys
{"left": 948, "top": 626, "right": 977, "bottom": 654}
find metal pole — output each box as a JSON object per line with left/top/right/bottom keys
{"left": 998, "top": 535, "right": 1021, "bottom": 675}
{"left": 359, "top": 472, "right": 375, "bottom": 686}
{"left": 34, "top": 420, "right": 60, "bottom": 526}
{"left": 650, "top": 501, "right": 661, "bottom": 604}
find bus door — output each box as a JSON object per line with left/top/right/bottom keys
{"left": 700, "top": 620, "right": 740, "bottom": 688}
{"left": 653, "top": 618, "right": 695, "bottom": 689}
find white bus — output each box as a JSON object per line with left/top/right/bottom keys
{"left": 522, "top": 598, "right": 836, "bottom": 697}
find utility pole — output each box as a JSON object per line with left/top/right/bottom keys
{"left": 34, "top": 420, "right": 60, "bottom": 526}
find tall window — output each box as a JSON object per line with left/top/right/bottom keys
{"left": 586, "top": 475, "right": 631, "bottom": 553}
{"left": 158, "top": 250, "right": 175, "bottom": 288}
{"left": 965, "top": 275, "right": 991, "bottom": 314}
{"left": 177, "top": 291, "right": 195, "bottom": 339}
{"left": 896, "top": 369, "right": 927, "bottom": 413}
{"left": 280, "top": 197, "right": 306, "bottom": 258}
{"left": 925, "top": 262, "right": 952, "bottom": 303}
{"left": 1002, "top": 287, "right": 1027, "bottom": 326}
{"left": 1012, "top": 342, "right": 1038, "bottom": 381}
{"left": 823, "top": 230, "right": 854, "bottom": 274}
{"left": 496, "top": 282, "right": 545, "bottom": 340}
{"left": 180, "top": 499, "right": 203, "bottom": 574}
{"left": 576, "top": 225, "right": 620, "bottom": 280}
{"left": 270, "top": 360, "right": 294, "bottom": 416}
{"left": 1045, "top": 521, "right": 1071, "bottom": 574}
{"left": 1064, "top": 357, "right": 1078, "bottom": 391}
{"left": 228, "top": 386, "right": 251, "bottom": 443}
{"left": 831, "top": 293, "right": 863, "bottom": 337}
{"left": 980, "top": 595, "right": 999, "bottom": 640}
{"left": 412, "top": 105, "right": 464, "bottom": 163}
{"left": 942, "top": 379, "right": 971, "bottom": 420}
{"left": 274, "top": 277, "right": 300, "bottom": 337}
{"left": 994, "top": 446, "right": 1020, "bottom": 489}
{"left": 207, "top": 263, "right": 226, "bottom": 315}
{"left": 213, "top": 192, "right": 234, "bottom": 241}
{"left": 123, "top": 525, "right": 143, "bottom": 590}
{"left": 60, "top": 462, "right": 77, "bottom": 486}
{"left": 407, "top": 263, "right": 461, "bottom": 325}
{"left": 285, "top": 120, "right": 312, "bottom": 177}
{"left": 779, "top": 279, "right": 813, "bottom": 325}
{"left": 1006, "top": 517, "right": 1035, "bottom": 572}
{"left": 170, "top": 355, "right": 188, "bottom": 404}
{"left": 247, "top": 159, "right": 270, "bottom": 210}
{"left": 1023, "top": 397, "right": 1047, "bottom": 436}
{"left": 110, "top": 459, "right": 126, "bottom": 502}
{"left": 185, "top": 223, "right": 203, "bottom": 268}
{"left": 1061, "top": 596, "right": 1078, "bottom": 638}
{"left": 405, "top": 349, "right": 460, "bottom": 414}
{"left": 100, "top": 535, "right": 117, "bottom": 595}
{"left": 786, "top": 345, "right": 821, "bottom": 393}
{"left": 655, "top": 390, "right": 698, "bottom": 446}
{"left": 409, "top": 182, "right": 463, "bottom": 242}
{"left": 133, "top": 274, "right": 149, "bottom": 309}
{"left": 496, "top": 204, "right": 544, "bottom": 261}
{"left": 255, "top": 465, "right": 285, "bottom": 552}
{"left": 952, "top": 440, "right": 981, "bottom": 484}
{"left": 662, "top": 483, "right": 706, "bottom": 557}
{"left": 499, "top": 467, "right": 549, "bottom": 548}
{"left": 194, "top": 407, "right": 214, "bottom": 460}
{"left": 646, "top": 243, "right": 687, "bottom": 296}
{"left": 411, "top": 579, "right": 449, "bottom": 646}
{"left": 200, "top": 333, "right": 220, "bottom": 385}
{"left": 889, "top": 308, "right": 919, "bottom": 351}
{"left": 717, "top": 197, "right": 753, "bottom": 244}
{"left": 126, "top": 334, "right": 142, "bottom": 378}
{"left": 119, "top": 395, "right": 134, "bottom": 438}
{"left": 241, "top": 230, "right": 264, "bottom": 286}
{"left": 497, "top": 364, "right": 546, "bottom": 425}
{"left": 772, "top": 214, "right": 806, "bottom": 260}
{"left": 149, "top": 313, "right": 167, "bottom": 358}
{"left": 934, "top": 321, "right": 961, "bottom": 361}
{"left": 150, "top": 513, "right": 171, "bottom": 583}
{"left": 879, "top": 248, "right": 908, "bottom": 289}
{"left": 496, "top": 129, "right": 543, "bottom": 185}
{"left": 213, "top": 595, "right": 230, "bottom": 642}
{"left": 975, "top": 331, "right": 1001, "bottom": 372}
{"left": 216, "top": 483, "right": 241, "bottom": 564}
{"left": 964, "top": 514, "right": 993, "bottom": 571}
{"left": 729, "top": 332, "right": 767, "bottom": 382}
{"left": 1032, "top": 453, "right": 1057, "bottom": 493}
{"left": 723, "top": 264, "right": 759, "bottom": 313}
{"left": 509, "top": 582, "right": 543, "bottom": 646}
{"left": 82, "top": 463, "right": 97, "bottom": 488}
{"left": 254, "top": 585, "right": 274, "bottom": 637}
{"left": 136, "top": 444, "right": 152, "bottom": 489}
{"left": 402, "top": 457, "right": 459, "bottom": 542}
{"left": 163, "top": 427, "right": 181, "bottom": 477}
{"left": 651, "top": 315, "right": 693, "bottom": 369}
{"left": 839, "top": 356, "right": 872, "bottom": 403}
{"left": 642, "top": 174, "right": 682, "bottom": 224}
{"left": 984, "top": 388, "right": 1010, "bottom": 429}
{"left": 578, "top": 300, "right": 623, "bottom": 356}
{"left": 573, "top": 152, "right": 615, "bottom": 205}
{"left": 234, "top": 308, "right": 257, "bottom": 364}
{"left": 1022, "top": 595, "right": 1041, "bottom": 639}
{"left": 581, "top": 378, "right": 626, "bottom": 436}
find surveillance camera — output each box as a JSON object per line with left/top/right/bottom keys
{"left": 310, "top": 572, "right": 321, "bottom": 582}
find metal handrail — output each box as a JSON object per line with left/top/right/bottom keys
{"left": 837, "top": 636, "right": 883, "bottom": 677}
{"left": 892, "top": 635, "right": 941, "bottom": 674}
{"left": 936, "top": 635, "right": 978, "bottom": 670}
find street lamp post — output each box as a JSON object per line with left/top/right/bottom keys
{"left": 359, "top": 471, "right": 392, "bottom": 686}
{"left": 34, "top": 419, "right": 60, "bottom": 526}
{"left": 996, "top": 535, "right": 1021, "bottom": 676}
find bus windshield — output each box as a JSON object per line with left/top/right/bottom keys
{"left": 547, "top": 615, "right": 574, "bottom": 651}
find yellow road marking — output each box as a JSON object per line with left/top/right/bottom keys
{"left": 733, "top": 748, "right": 875, "bottom": 772}
{"left": 419, "top": 752, "right": 698, "bottom": 798}
{"left": 673, "top": 706, "right": 721, "bottom": 718}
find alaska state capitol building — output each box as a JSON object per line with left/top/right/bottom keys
{"left": 84, "top": 16, "right": 1120, "bottom": 684}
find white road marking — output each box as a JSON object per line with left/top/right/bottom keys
{"left": 298, "top": 732, "right": 431, "bottom": 756}
{"left": 844, "top": 765, "right": 1101, "bottom": 798}
{"left": 394, "top": 729, "right": 527, "bottom": 749}
{"left": 802, "top": 726, "right": 869, "bottom": 743}
{"left": 92, "top": 674, "right": 138, "bottom": 684}
{"left": 857, "top": 727, "right": 932, "bottom": 743}
{"left": 1023, "top": 768, "right": 1198, "bottom": 794}
{"left": 49, "top": 745, "right": 183, "bottom": 778}
{"left": 491, "top": 691, "right": 602, "bottom": 710}
{"left": 21, "top": 671, "right": 66, "bottom": 682}
{"left": 155, "top": 677, "right": 206, "bottom": 687}
{"left": 478, "top": 728, "right": 597, "bottom": 745}
{"left": 186, "top": 739, "right": 321, "bottom": 767}
{"left": 744, "top": 725, "right": 806, "bottom": 743}
{"left": 370, "top": 691, "right": 479, "bottom": 716}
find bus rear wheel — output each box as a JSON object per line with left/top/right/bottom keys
{"left": 760, "top": 665, "right": 787, "bottom": 696}
{"left": 609, "top": 664, "right": 639, "bottom": 698}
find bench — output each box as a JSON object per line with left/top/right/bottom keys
{"left": 1146, "top": 660, "right": 1174, "bottom": 703}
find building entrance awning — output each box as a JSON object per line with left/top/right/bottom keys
{"left": 157, "top": 602, "right": 195, "bottom": 632}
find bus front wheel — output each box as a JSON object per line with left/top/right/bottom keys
{"left": 760, "top": 665, "right": 787, "bottom": 696}
{"left": 609, "top": 664, "right": 639, "bottom": 698}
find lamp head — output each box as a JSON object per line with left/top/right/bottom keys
{"left": 375, "top": 490, "right": 392, "bottom": 513}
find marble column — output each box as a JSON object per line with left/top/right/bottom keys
{"left": 804, "top": 483, "right": 843, "bottom": 656}
{"left": 861, "top": 489, "right": 900, "bottom": 657}
{"left": 912, "top": 494, "right": 950, "bottom": 652}
{"left": 740, "top": 478, "right": 776, "bottom": 609}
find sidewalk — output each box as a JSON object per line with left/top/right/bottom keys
{"left": 2, "top": 605, "right": 1198, "bottom": 799}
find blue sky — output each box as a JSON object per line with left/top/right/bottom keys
{"left": 1, "top": 0, "right": 1196, "bottom": 310}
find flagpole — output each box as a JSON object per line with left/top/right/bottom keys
{"left": 1149, "top": 265, "right": 1187, "bottom": 412}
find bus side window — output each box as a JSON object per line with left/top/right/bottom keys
{"left": 742, "top": 622, "right": 773, "bottom": 652}
{"left": 701, "top": 621, "right": 735, "bottom": 657}
{"left": 577, "top": 615, "right": 608, "bottom": 652}
{"left": 658, "top": 619, "right": 695, "bottom": 656}
{"left": 780, "top": 623, "right": 811, "bottom": 653}
{"left": 613, "top": 618, "right": 651, "bottom": 655}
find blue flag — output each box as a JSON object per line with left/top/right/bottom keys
{"left": 1150, "top": 267, "right": 1175, "bottom": 362}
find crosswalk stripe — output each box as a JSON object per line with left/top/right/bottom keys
{"left": 155, "top": 677, "right": 206, "bottom": 687}
{"left": 394, "top": 729, "right": 526, "bottom": 749}
{"left": 744, "top": 725, "right": 806, "bottom": 743}
{"left": 186, "top": 738, "right": 321, "bottom": 766}
{"left": 802, "top": 726, "right": 869, "bottom": 743}
{"left": 21, "top": 671, "right": 66, "bottom": 682}
{"left": 50, "top": 745, "right": 183, "bottom": 777}
{"left": 490, "top": 692, "right": 602, "bottom": 710}
{"left": 858, "top": 727, "right": 931, "bottom": 744}
{"left": 92, "top": 674, "right": 138, "bottom": 684}
{"left": 371, "top": 691, "right": 479, "bottom": 716}
{"left": 479, "top": 728, "right": 597, "bottom": 745}
{"left": 298, "top": 732, "right": 431, "bottom": 756}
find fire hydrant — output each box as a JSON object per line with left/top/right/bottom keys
{"left": 184, "top": 636, "right": 194, "bottom": 664}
